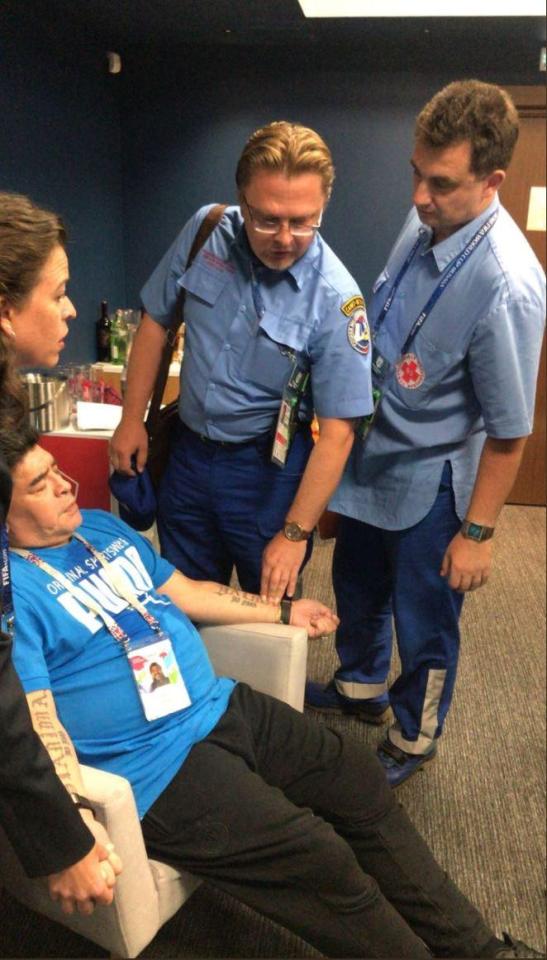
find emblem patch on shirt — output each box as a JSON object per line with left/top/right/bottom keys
{"left": 347, "top": 306, "right": 370, "bottom": 356}
{"left": 396, "top": 353, "right": 425, "bottom": 389}
{"left": 340, "top": 295, "right": 365, "bottom": 317}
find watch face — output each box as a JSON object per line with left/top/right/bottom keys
{"left": 467, "top": 522, "right": 483, "bottom": 541}
{"left": 284, "top": 522, "right": 308, "bottom": 541}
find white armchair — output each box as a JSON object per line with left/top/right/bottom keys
{"left": 0, "top": 622, "right": 308, "bottom": 958}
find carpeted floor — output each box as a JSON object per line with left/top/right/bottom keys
{"left": 1, "top": 505, "right": 545, "bottom": 958}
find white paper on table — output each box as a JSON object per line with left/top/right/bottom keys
{"left": 76, "top": 401, "right": 123, "bottom": 431}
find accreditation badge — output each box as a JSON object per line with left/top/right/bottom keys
{"left": 128, "top": 631, "right": 191, "bottom": 721}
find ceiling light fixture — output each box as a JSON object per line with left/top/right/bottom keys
{"left": 298, "top": 0, "right": 544, "bottom": 15}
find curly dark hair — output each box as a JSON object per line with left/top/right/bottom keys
{"left": 415, "top": 80, "right": 519, "bottom": 177}
{"left": 0, "top": 422, "right": 39, "bottom": 472}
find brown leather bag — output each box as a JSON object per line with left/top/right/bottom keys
{"left": 145, "top": 204, "right": 228, "bottom": 490}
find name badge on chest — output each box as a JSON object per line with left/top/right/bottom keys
{"left": 128, "top": 630, "right": 191, "bottom": 722}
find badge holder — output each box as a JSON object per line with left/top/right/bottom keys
{"left": 271, "top": 365, "right": 309, "bottom": 468}
{"left": 127, "top": 630, "right": 192, "bottom": 722}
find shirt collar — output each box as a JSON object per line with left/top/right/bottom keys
{"left": 418, "top": 195, "right": 500, "bottom": 272}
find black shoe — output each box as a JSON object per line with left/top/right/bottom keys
{"left": 491, "top": 932, "right": 545, "bottom": 958}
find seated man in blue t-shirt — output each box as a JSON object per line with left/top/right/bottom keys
{"left": 1, "top": 425, "right": 540, "bottom": 960}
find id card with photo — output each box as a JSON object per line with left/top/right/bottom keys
{"left": 128, "top": 631, "right": 191, "bottom": 721}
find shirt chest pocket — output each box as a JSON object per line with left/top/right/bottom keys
{"left": 240, "top": 309, "right": 310, "bottom": 394}
{"left": 178, "top": 262, "right": 232, "bottom": 308}
{"left": 240, "top": 329, "right": 294, "bottom": 394}
{"left": 390, "top": 332, "right": 462, "bottom": 410}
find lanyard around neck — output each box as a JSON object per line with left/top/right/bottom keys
{"left": 375, "top": 208, "right": 499, "bottom": 354}
{"left": 1, "top": 525, "right": 14, "bottom": 637}
{"left": 13, "top": 533, "right": 161, "bottom": 654}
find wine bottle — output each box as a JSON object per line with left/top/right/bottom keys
{"left": 96, "top": 300, "right": 111, "bottom": 362}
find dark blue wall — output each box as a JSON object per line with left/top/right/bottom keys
{"left": 0, "top": 41, "right": 126, "bottom": 363}
{"left": 119, "top": 45, "right": 540, "bottom": 308}
{"left": 1, "top": 32, "right": 542, "bottom": 361}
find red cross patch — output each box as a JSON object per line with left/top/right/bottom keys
{"left": 395, "top": 353, "right": 425, "bottom": 389}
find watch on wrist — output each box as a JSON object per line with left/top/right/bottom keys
{"left": 69, "top": 792, "right": 96, "bottom": 815}
{"left": 460, "top": 519, "right": 495, "bottom": 542}
{"left": 283, "top": 521, "right": 312, "bottom": 542}
{"left": 279, "top": 598, "right": 292, "bottom": 625}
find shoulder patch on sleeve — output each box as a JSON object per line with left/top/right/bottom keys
{"left": 347, "top": 304, "right": 370, "bottom": 355}
{"left": 341, "top": 295, "right": 365, "bottom": 317}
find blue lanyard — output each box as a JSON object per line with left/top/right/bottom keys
{"left": 0, "top": 525, "right": 14, "bottom": 637}
{"left": 375, "top": 209, "right": 499, "bottom": 355}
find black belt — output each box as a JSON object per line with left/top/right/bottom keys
{"left": 181, "top": 420, "right": 311, "bottom": 450}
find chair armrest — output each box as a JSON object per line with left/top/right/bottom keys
{"left": 199, "top": 622, "right": 308, "bottom": 711}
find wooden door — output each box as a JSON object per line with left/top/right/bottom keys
{"left": 501, "top": 86, "right": 546, "bottom": 505}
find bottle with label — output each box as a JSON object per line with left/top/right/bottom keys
{"left": 96, "top": 300, "right": 110, "bottom": 362}
{"left": 109, "top": 309, "right": 128, "bottom": 365}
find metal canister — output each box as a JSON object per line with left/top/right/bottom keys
{"left": 22, "top": 373, "right": 71, "bottom": 432}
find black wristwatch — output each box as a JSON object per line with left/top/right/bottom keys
{"left": 279, "top": 599, "right": 292, "bottom": 625}
{"left": 283, "top": 521, "right": 312, "bottom": 542}
{"left": 69, "top": 792, "right": 96, "bottom": 816}
{"left": 460, "top": 519, "right": 495, "bottom": 542}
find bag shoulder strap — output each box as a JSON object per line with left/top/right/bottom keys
{"left": 146, "top": 203, "right": 228, "bottom": 432}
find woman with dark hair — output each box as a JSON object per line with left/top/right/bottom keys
{"left": 0, "top": 192, "right": 120, "bottom": 914}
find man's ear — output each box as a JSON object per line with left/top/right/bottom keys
{"left": 484, "top": 169, "right": 505, "bottom": 198}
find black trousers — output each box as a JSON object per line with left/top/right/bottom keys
{"left": 142, "top": 684, "right": 492, "bottom": 958}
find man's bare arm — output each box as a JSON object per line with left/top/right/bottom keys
{"left": 440, "top": 436, "right": 528, "bottom": 592}
{"left": 157, "top": 571, "right": 338, "bottom": 638}
{"left": 110, "top": 313, "right": 167, "bottom": 475}
{"left": 261, "top": 416, "right": 355, "bottom": 601}
{"left": 26, "top": 690, "right": 122, "bottom": 915}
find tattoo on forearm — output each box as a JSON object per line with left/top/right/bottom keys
{"left": 213, "top": 585, "right": 272, "bottom": 609}
{"left": 28, "top": 692, "right": 79, "bottom": 790}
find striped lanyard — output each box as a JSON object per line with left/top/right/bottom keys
{"left": 374, "top": 208, "right": 499, "bottom": 368}
{"left": 14, "top": 533, "right": 161, "bottom": 656}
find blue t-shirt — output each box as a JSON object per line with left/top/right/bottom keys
{"left": 141, "top": 204, "right": 373, "bottom": 441}
{"left": 331, "top": 198, "right": 546, "bottom": 529}
{"left": 10, "top": 510, "right": 235, "bottom": 817}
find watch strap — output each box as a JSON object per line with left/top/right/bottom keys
{"left": 283, "top": 521, "right": 312, "bottom": 542}
{"left": 279, "top": 599, "right": 292, "bottom": 625}
{"left": 461, "top": 519, "right": 495, "bottom": 542}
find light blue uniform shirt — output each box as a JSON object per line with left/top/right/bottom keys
{"left": 331, "top": 198, "right": 546, "bottom": 530}
{"left": 141, "top": 205, "right": 373, "bottom": 442}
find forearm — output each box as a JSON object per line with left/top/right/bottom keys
{"left": 464, "top": 436, "right": 528, "bottom": 526}
{"left": 26, "top": 690, "right": 85, "bottom": 797}
{"left": 0, "top": 643, "right": 93, "bottom": 876}
{"left": 286, "top": 418, "right": 355, "bottom": 530}
{"left": 159, "top": 572, "right": 282, "bottom": 624}
{"left": 121, "top": 313, "right": 167, "bottom": 422}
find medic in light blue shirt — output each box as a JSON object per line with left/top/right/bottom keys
{"left": 111, "top": 122, "right": 373, "bottom": 601}
{"left": 307, "top": 81, "right": 546, "bottom": 789}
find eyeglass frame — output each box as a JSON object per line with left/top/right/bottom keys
{"left": 242, "top": 195, "right": 323, "bottom": 237}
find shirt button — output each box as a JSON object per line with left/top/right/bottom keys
{"left": 224, "top": 343, "right": 231, "bottom": 351}
{"left": 241, "top": 305, "right": 247, "bottom": 313}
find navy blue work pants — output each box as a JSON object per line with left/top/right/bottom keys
{"left": 157, "top": 420, "right": 314, "bottom": 593}
{"left": 142, "top": 684, "right": 492, "bottom": 958}
{"left": 332, "top": 463, "right": 464, "bottom": 754}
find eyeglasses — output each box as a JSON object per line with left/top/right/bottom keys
{"left": 243, "top": 196, "right": 323, "bottom": 237}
